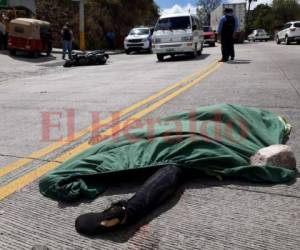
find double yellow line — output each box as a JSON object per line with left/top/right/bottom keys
{"left": 0, "top": 60, "right": 222, "bottom": 200}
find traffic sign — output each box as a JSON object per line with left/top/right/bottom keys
{"left": 0, "top": 0, "right": 8, "bottom": 8}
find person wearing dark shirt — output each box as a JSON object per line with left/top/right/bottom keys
{"left": 217, "top": 8, "right": 238, "bottom": 62}
{"left": 61, "top": 23, "right": 73, "bottom": 60}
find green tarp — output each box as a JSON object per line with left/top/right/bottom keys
{"left": 39, "top": 104, "right": 296, "bottom": 201}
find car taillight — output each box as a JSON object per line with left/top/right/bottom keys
{"left": 290, "top": 28, "right": 296, "bottom": 32}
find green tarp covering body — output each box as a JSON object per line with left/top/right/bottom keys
{"left": 39, "top": 104, "right": 296, "bottom": 201}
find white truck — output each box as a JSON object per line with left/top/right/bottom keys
{"left": 210, "top": 2, "right": 246, "bottom": 43}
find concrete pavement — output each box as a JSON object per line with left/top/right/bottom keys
{"left": 0, "top": 42, "right": 300, "bottom": 249}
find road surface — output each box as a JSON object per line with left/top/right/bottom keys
{"left": 0, "top": 42, "right": 300, "bottom": 250}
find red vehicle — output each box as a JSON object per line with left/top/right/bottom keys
{"left": 203, "top": 26, "right": 216, "bottom": 47}
{"left": 8, "top": 18, "right": 52, "bottom": 57}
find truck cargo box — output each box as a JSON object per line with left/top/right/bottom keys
{"left": 210, "top": 3, "right": 246, "bottom": 43}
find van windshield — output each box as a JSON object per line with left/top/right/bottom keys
{"left": 155, "top": 16, "right": 191, "bottom": 31}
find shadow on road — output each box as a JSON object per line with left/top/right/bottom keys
{"left": 0, "top": 50, "right": 57, "bottom": 63}
{"left": 159, "top": 53, "right": 210, "bottom": 63}
{"left": 227, "top": 59, "right": 251, "bottom": 64}
{"left": 126, "top": 51, "right": 153, "bottom": 55}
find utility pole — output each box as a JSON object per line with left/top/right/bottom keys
{"left": 245, "top": 0, "right": 257, "bottom": 34}
{"left": 73, "top": 0, "right": 86, "bottom": 51}
{"left": 79, "top": 0, "right": 85, "bottom": 51}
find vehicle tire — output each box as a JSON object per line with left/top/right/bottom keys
{"left": 46, "top": 47, "right": 52, "bottom": 56}
{"left": 63, "top": 60, "right": 73, "bottom": 67}
{"left": 9, "top": 49, "right": 16, "bottom": 56}
{"left": 285, "top": 36, "right": 290, "bottom": 45}
{"left": 157, "top": 54, "right": 164, "bottom": 61}
{"left": 276, "top": 36, "right": 281, "bottom": 44}
{"left": 125, "top": 49, "right": 130, "bottom": 55}
{"left": 297, "top": 41, "right": 300, "bottom": 45}
{"left": 189, "top": 45, "right": 197, "bottom": 58}
{"left": 148, "top": 43, "right": 153, "bottom": 53}
{"left": 78, "top": 57, "right": 88, "bottom": 66}
{"left": 211, "top": 42, "right": 215, "bottom": 47}
{"left": 197, "top": 43, "right": 203, "bottom": 56}
{"left": 30, "top": 51, "right": 39, "bottom": 58}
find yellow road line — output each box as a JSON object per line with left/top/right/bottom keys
{"left": 0, "top": 61, "right": 221, "bottom": 201}
{"left": 0, "top": 62, "right": 216, "bottom": 178}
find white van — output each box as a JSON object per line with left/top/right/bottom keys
{"left": 152, "top": 13, "right": 204, "bottom": 61}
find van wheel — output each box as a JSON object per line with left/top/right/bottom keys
{"left": 157, "top": 54, "right": 164, "bottom": 61}
{"left": 188, "top": 45, "right": 197, "bottom": 58}
{"left": 197, "top": 43, "right": 203, "bottom": 55}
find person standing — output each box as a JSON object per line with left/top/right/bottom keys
{"left": 217, "top": 8, "right": 238, "bottom": 62}
{"left": 0, "top": 22, "right": 5, "bottom": 50}
{"left": 0, "top": 14, "right": 9, "bottom": 50}
{"left": 61, "top": 23, "right": 73, "bottom": 60}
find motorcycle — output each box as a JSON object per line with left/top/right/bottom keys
{"left": 63, "top": 50, "right": 109, "bottom": 67}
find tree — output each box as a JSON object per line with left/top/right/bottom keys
{"left": 245, "top": 0, "right": 257, "bottom": 33}
{"left": 247, "top": 0, "right": 300, "bottom": 37}
{"left": 272, "top": 0, "right": 300, "bottom": 27}
{"left": 197, "top": 0, "right": 221, "bottom": 25}
{"left": 248, "top": 4, "right": 274, "bottom": 33}
{"left": 36, "top": 0, "right": 159, "bottom": 49}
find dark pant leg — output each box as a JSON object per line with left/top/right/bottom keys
{"left": 0, "top": 33, "right": 3, "bottom": 50}
{"left": 221, "top": 40, "right": 226, "bottom": 60}
{"left": 126, "top": 165, "right": 184, "bottom": 223}
{"left": 229, "top": 37, "right": 235, "bottom": 59}
{"left": 221, "top": 37, "right": 230, "bottom": 61}
{"left": 222, "top": 34, "right": 235, "bottom": 61}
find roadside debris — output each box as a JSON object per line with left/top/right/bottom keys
{"left": 63, "top": 50, "right": 109, "bottom": 67}
{"left": 250, "top": 144, "right": 296, "bottom": 170}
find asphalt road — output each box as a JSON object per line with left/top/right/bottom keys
{"left": 0, "top": 42, "right": 300, "bottom": 250}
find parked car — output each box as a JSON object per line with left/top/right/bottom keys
{"left": 124, "top": 27, "right": 154, "bottom": 54}
{"left": 203, "top": 26, "right": 216, "bottom": 47}
{"left": 276, "top": 21, "right": 300, "bottom": 45}
{"left": 248, "top": 29, "right": 270, "bottom": 42}
{"left": 152, "top": 13, "right": 204, "bottom": 61}
{"left": 8, "top": 18, "right": 52, "bottom": 57}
